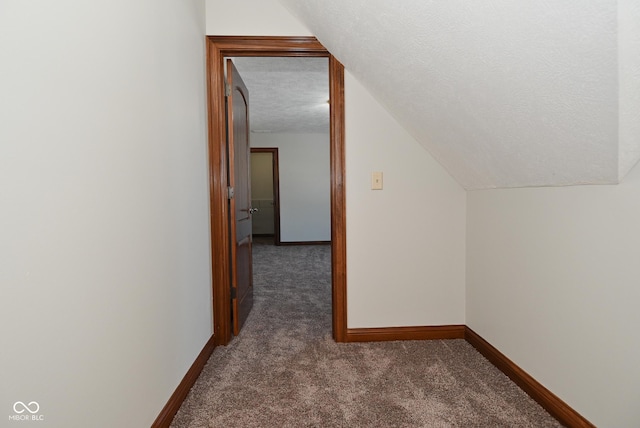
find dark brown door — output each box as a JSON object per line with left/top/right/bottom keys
{"left": 226, "top": 59, "right": 254, "bottom": 336}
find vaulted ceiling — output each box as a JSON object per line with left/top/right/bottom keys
{"left": 279, "top": 0, "right": 640, "bottom": 189}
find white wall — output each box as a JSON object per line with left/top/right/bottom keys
{"left": 206, "top": 0, "right": 310, "bottom": 36}
{"left": 207, "top": 0, "right": 467, "bottom": 328}
{"left": 0, "top": 1, "right": 211, "bottom": 427}
{"left": 252, "top": 133, "right": 331, "bottom": 242}
{"left": 467, "top": 162, "right": 640, "bottom": 427}
{"left": 345, "top": 74, "right": 466, "bottom": 327}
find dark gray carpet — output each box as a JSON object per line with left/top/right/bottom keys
{"left": 171, "top": 238, "right": 562, "bottom": 427}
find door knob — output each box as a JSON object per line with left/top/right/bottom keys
{"left": 249, "top": 207, "right": 259, "bottom": 214}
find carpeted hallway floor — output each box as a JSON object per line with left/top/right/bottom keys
{"left": 170, "top": 238, "right": 562, "bottom": 427}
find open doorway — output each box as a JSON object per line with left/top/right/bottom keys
{"left": 235, "top": 56, "right": 332, "bottom": 247}
{"left": 206, "top": 36, "right": 347, "bottom": 346}
{"left": 232, "top": 54, "right": 331, "bottom": 336}
{"left": 250, "top": 147, "right": 281, "bottom": 244}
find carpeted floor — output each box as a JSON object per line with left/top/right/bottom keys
{"left": 170, "top": 238, "right": 562, "bottom": 427}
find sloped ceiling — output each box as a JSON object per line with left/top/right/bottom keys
{"left": 279, "top": 0, "right": 640, "bottom": 189}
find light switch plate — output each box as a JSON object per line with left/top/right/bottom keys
{"left": 372, "top": 171, "right": 383, "bottom": 190}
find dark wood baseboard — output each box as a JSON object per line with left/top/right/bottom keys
{"left": 464, "top": 327, "right": 594, "bottom": 428}
{"left": 346, "top": 325, "right": 593, "bottom": 426}
{"left": 151, "top": 334, "right": 217, "bottom": 428}
{"left": 346, "top": 325, "right": 466, "bottom": 342}
{"left": 278, "top": 240, "right": 331, "bottom": 246}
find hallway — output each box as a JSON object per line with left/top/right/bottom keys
{"left": 170, "top": 240, "right": 560, "bottom": 427}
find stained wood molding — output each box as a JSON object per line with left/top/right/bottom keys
{"left": 464, "top": 327, "right": 595, "bottom": 428}
{"left": 151, "top": 335, "right": 216, "bottom": 428}
{"left": 207, "top": 36, "right": 232, "bottom": 346}
{"left": 346, "top": 325, "right": 466, "bottom": 342}
{"left": 207, "top": 36, "right": 328, "bottom": 57}
{"left": 328, "top": 55, "right": 347, "bottom": 343}
{"left": 279, "top": 241, "right": 331, "bottom": 246}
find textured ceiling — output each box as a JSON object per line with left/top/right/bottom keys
{"left": 231, "top": 57, "right": 329, "bottom": 134}
{"left": 279, "top": 0, "right": 640, "bottom": 189}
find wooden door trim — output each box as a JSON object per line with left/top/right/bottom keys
{"left": 328, "top": 55, "right": 347, "bottom": 342}
{"left": 250, "top": 147, "right": 281, "bottom": 245}
{"left": 151, "top": 335, "right": 216, "bottom": 427}
{"left": 465, "top": 327, "right": 595, "bottom": 427}
{"left": 206, "top": 36, "right": 347, "bottom": 345}
{"left": 346, "top": 325, "right": 466, "bottom": 342}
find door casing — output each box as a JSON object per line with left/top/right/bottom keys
{"left": 206, "top": 36, "right": 347, "bottom": 345}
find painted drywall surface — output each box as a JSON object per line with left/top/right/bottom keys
{"left": 345, "top": 73, "right": 466, "bottom": 328}
{"left": 207, "top": 0, "right": 466, "bottom": 327}
{"left": 280, "top": 0, "right": 627, "bottom": 189}
{"left": 206, "top": 0, "right": 310, "bottom": 36}
{"left": 618, "top": 0, "right": 640, "bottom": 179}
{"left": 466, "top": 164, "right": 640, "bottom": 426}
{"left": 0, "top": 1, "right": 210, "bottom": 427}
{"left": 252, "top": 133, "right": 331, "bottom": 242}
